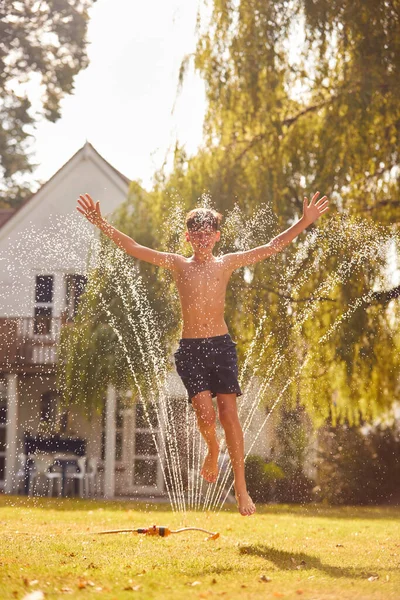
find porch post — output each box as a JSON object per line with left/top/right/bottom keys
{"left": 104, "top": 383, "right": 116, "bottom": 498}
{"left": 4, "top": 373, "right": 18, "bottom": 494}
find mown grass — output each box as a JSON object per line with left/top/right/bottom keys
{"left": 1, "top": 495, "right": 399, "bottom": 599}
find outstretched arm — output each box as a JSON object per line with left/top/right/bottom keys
{"left": 222, "top": 191, "right": 329, "bottom": 271}
{"left": 76, "top": 193, "right": 182, "bottom": 270}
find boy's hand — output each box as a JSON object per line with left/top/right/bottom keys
{"left": 302, "top": 191, "right": 329, "bottom": 226}
{"left": 76, "top": 193, "right": 104, "bottom": 228}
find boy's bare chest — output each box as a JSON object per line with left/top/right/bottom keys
{"left": 173, "top": 262, "right": 230, "bottom": 295}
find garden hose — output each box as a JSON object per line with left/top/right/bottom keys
{"left": 96, "top": 524, "right": 220, "bottom": 540}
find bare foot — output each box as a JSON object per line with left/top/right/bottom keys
{"left": 235, "top": 488, "right": 256, "bottom": 516}
{"left": 200, "top": 445, "right": 219, "bottom": 483}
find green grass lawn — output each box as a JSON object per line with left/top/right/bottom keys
{"left": 1, "top": 496, "right": 399, "bottom": 600}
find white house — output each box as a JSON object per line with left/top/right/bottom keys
{"left": 0, "top": 141, "right": 269, "bottom": 501}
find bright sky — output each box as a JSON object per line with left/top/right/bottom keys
{"left": 29, "top": 0, "right": 206, "bottom": 191}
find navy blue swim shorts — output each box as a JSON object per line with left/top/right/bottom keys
{"left": 173, "top": 333, "right": 243, "bottom": 404}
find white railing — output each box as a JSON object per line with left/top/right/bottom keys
{"left": 0, "top": 317, "right": 64, "bottom": 366}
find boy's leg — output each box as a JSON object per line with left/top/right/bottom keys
{"left": 191, "top": 390, "right": 220, "bottom": 483}
{"left": 216, "top": 393, "right": 256, "bottom": 516}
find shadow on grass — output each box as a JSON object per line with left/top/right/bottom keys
{"left": 239, "top": 544, "right": 370, "bottom": 579}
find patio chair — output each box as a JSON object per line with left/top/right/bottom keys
{"left": 64, "top": 456, "right": 87, "bottom": 497}
{"left": 85, "top": 457, "right": 99, "bottom": 497}
{"left": 15, "top": 453, "right": 33, "bottom": 495}
{"left": 29, "top": 455, "right": 62, "bottom": 497}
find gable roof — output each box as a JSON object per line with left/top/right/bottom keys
{"left": 0, "top": 209, "right": 15, "bottom": 229}
{"left": 0, "top": 142, "right": 130, "bottom": 232}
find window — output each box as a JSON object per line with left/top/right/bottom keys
{"left": 133, "top": 401, "right": 159, "bottom": 489}
{"left": 65, "top": 274, "right": 87, "bottom": 319}
{"left": 34, "top": 275, "right": 54, "bottom": 335}
{"left": 40, "top": 391, "right": 57, "bottom": 423}
{"left": 101, "top": 394, "right": 124, "bottom": 462}
{"left": 133, "top": 458, "right": 158, "bottom": 487}
{"left": 135, "top": 401, "right": 158, "bottom": 429}
{"left": 33, "top": 306, "right": 52, "bottom": 335}
{"left": 35, "top": 275, "right": 53, "bottom": 304}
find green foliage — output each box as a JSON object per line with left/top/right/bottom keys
{"left": 245, "top": 455, "right": 284, "bottom": 503}
{"left": 0, "top": 0, "right": 95, "bottom": 207}
{"left": 245, "top": 454, "right": 313, "bottom": 504}
{"left": 154, "top": 0, "right": 400, "bottom": 422}
{"left": 59, "top": 1, "right": 400, "bottom": 428}
{"left": 316, "top": 424, "right": 400, "bottom": 505}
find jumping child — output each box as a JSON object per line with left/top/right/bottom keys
{"left": 76, "top": 191, "right": 329, "bottom": 515}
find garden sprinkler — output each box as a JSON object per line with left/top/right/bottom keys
{"left": 96, "top": 524, "right": 220, "bottom": 541}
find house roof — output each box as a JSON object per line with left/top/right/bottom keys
{"left": 0, "top": 209, "right": 15, "bottom": 229}
{"left": 0, "top": 142, "right": 131, "bottom": 231}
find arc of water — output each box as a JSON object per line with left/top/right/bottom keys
{"left": 208, "top": 233, "right": 390, "bottom": 512}
{"left": 113, "top": 263, "right": 188, "bottom": 513}
{"left": 106, "top": 255, "right": 187, "bottom": 513}
{"left": 97, "top": 297, "right": 178, "bottom": 511}
{"left": 204, "top": 349, "right": 286, "bottom": 512}
{"left": 206, "top": 353, "right": 286, "bottom": 511}
{"left": 214, "top": 287, "right": 378, "bottom": 513}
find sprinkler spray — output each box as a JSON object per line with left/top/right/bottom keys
{"left": 96, "top": 524, "right": 220, "bottom": 541}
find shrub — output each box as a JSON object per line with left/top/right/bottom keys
{"left": 245, "top": 455, "right": 284, "bottom": 503}
{"left": 316, "top": 424, "right": 400, "bottom": 505}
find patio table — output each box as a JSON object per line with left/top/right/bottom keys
{"left": 23, "top": 452, "right": 80, "bottom": 496}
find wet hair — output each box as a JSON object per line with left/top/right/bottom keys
{"left": 185, "top": 207, "right": 223, "bottom": 232}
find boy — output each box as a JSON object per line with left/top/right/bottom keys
{"left": 76, "top": 191, "right": 329, "bottom": 516}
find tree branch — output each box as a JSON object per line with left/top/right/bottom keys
{"left": 364, "top": 199, "right": 400, "bottom": 212}
{"left": 256, "top": 284, "right": 337, "bottom": 303}
{"left": 255, "top": 284, "right": 400, "bottom": 306}
{"left": 370, "top": 285, "right": 400, "bottom": 305}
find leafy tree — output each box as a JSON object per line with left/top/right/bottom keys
{"left": 0, "top": 0, "right": 96, "bottom": 208}
{"left": 59, "top": 1, "right": 400, "bottom": 427}
{"left": 155, "top": 0, "right": 400, "bottom": 422}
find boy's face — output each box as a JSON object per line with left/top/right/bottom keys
{"left": 185, "top": 225, "right": 220, "bottom": 251}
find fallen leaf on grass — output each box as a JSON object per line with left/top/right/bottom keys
{"left": 123, "top": 584, "right": 142, "bottom": 591}
{"left": 296, "top": 591, "right": 304, "bottom": 595}
{"left": 21, "top": 592, "right": 45, "bottom": 600}
{"left": 291, "top": 559, "right": 307, "bottom": 570}
{"left": 78, "top": 578, "right": 95, "bottom": 589}
{"left": 273, "top": 593, "right": 285, "bottom": 598}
